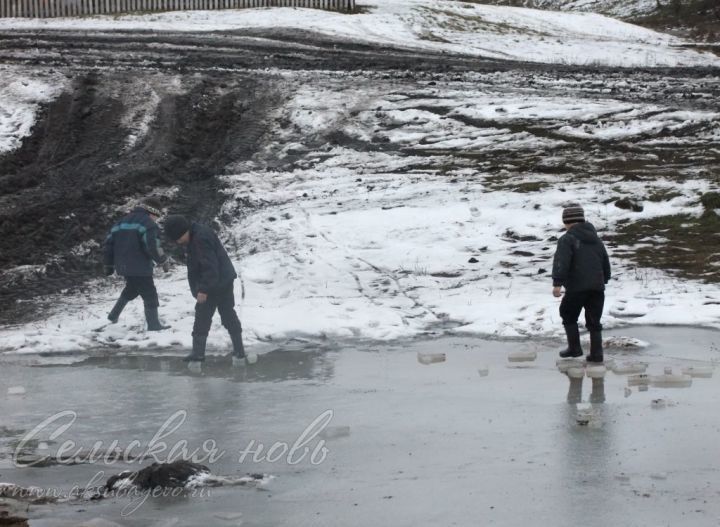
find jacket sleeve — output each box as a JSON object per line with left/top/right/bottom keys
{"left": 195, "top": 236, "right": 220, "bottom": 294}
{"left": 602, "top": 243, "right": 611, "bottom": 284}
{"left": 103, "top": 232, "right": 115, "bottom": 267}
{"left": 552, "top": 234, "right": 574, "bottom": 287}
{"left": 142, "top": 221, "right": 167, "bottom": 265}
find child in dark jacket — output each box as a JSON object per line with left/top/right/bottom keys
{"left": 552, "top": 205, "right": 611, "bottom": 363}
{"left": 104, "top": 199, "right": 169, "bottom": 331}
{"left": 164, "top": 215, "right": 245, "bottom": 362}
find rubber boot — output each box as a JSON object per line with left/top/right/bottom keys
{"left": 587, "top": 331, "right": 604, "bottom": 363}
{"left": 107, "top": 297, "right": 129, "bottom": 323}
{"left": 183, "top": 336, "right": 207, "bottom": 362}
{"left": 559, "top": 323, "right": 583, "bottom": 358}
{"left": 230, "top": 330, "right": 246, "bottom": 359}
{"left": 145, "top": 307, "right": 170, "bottom": 331}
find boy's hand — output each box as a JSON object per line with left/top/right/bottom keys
{"left": 197, "top": 292, "right": 208, "bottom": 304}
{"left": 553, "top": 286, "right": 563, "bottom": 298}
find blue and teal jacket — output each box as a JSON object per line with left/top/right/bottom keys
{"left": 104, "top": 208, "right": 166, "bottom": 277}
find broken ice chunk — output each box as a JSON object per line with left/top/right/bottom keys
{"left": 567, "top": 367, "right": 585, "bottom": 379}
{"left": 507, "top": 351, "right": 536, "bottom": 363}
{"left": 650, "top": 368, "right": 692, "bottom": 388}
{"left": 7, "top": 386, "right": 26, "bottom": 396}
{"left": 681, "top": 366, "right": 713, "bottom": 378}
{"left": 246, "top": 353, "right": 258, "bottom": 365}
{"left": 417, "top": 352, "right": 446, "bottom": 365}
{"left": 187, "top": 362, "right": 202, "bottom": 373}
{"left": 586, "top": 365, "right": 606, "bottom": 378}
{"left": 477, "top": 366, "right": 489, "bottom": 377}
{"left": 556, "top": 358, "right": 585, "bottom": 373}
{"left": 611, "top": 361, "right": 648, "bottom": 375}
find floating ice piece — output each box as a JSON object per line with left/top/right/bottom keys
{"left": 418, "top": 352, "right": 446, "bottom": 365}
{"left": 651, "top": 398, "right": 667, "bottom": 409}
{"left": 567, "top": 367, "right": 585, "bottom": 379}
{"left": 624, "top": 387, "right": 632, "bottom": 398}
{"left": 575, "top": 406, "right": 594, "bottom": 426}
{"left": 650, "top": 472, "right": 668, "bottom": 480}
{"left": 508, "top": 351, "right": 536, "bottom": 363}
{"left": 681, "top": 366, "right": 713, "bottom": 378}
{"left": 187, "top": 362, "right": 202, "bottom": 373}
{"left": 604, "top": 336, "right": 650, "bottom": 349}
{"left": 477, "top": 366, "right": 489, "bottom": 377}
{"left": 639, "top": 385, "right": 649, "bottom": 392}
{"left": 586, "top": 365, "right": 606, "bottom": 378}
{"left": 7, "top": 386, "right": 26, "bottom": 396}
{"left": 556, "top": 358, "right": 584, "bottom": 373}
{"left": 319, "top": 426, "right": 351, "bottom": 440}
{"left": 628, "top": 374, "right": 650, "bottom": 386}
{"left": 650, "top": 368, "right": 692, "bottom": 388}
{"left": 611, "top": 361, "right": 648, "bottom": 375}
{"left": 246, "top": 352, "right": 258, "bottom": 365}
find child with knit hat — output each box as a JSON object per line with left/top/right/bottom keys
{"left": 552, "top": 205, "right": 611, "bottom": 363}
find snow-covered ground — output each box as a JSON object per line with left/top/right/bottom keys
{"left": 1, "top": 65, "right": 719, "bottom": 355}
{"left": 0, "top": 72, "right": 66, "bottom": 154}
{"left": 1, "top": 0, "right": 718, "bottom": 67}
{"left": 484, "top": 0, "right": 660, "bottom": 19}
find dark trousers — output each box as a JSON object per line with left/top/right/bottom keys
{"left": 560, "top": 290, "right": 604, "bottom": 332}
{"left": 120, "top": 276, "right": 159, "bottom": 308}
{"left": 192, "top": 281, "right": 242, "bottom": 338}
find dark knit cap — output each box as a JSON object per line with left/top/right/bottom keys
{"left": 141, "top": 198, "right": 164, "bottom": 218}
{"left": 164, "top": 215, "right": 190, "bottom": 241}
{"left": 562, "top": 205, "right": 585, "bottom": 224}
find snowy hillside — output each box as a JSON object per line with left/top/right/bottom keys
{"left": 1, "top": 0, "right": 718, "bottom": 67}
{"left": 480, "top": 0, "right": 659, "bottom": 19}
{"left": 1, "top": 65, "right": 719, "bottom": 354}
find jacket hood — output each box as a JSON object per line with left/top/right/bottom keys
{"left": 568, "top": 222, "right": 600, "bottom": 244}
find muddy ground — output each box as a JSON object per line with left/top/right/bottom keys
{"left": 0, "top": 28, "right": 719, "bottom": 324}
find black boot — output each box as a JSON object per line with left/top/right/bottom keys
{"left": 145, "top": 307, "right": 170, "bottom": 331}
{"left": 587, "top": 331, "right": 604, "bottom": 363}
{"left": 183, "top": 336, "right": 207, "bottom": 362}
{"left": 230, "top": 330, "right": 245, "bottom": 359}
{"left": 108, "top": 297, "right": 129, "bottom": 323}
{"left": 559, "top": 323, "right": 583, "bottom": 358}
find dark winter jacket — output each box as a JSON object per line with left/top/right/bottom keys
{"left": 552, "top": 222, "right": 611, "bottom": 292}
{"left": 104, "top": 208, "right": 166, "bottom": 277}
{"left": 186, "top": 222, "right": 237, "bottom": 297}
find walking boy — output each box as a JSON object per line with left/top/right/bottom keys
{"left": 163, "top": 215, "right": 245, "bottom": 362}
{"left": 104, "top": 198, "right": 170, "bottom": 331}
{"left": 552, "top": 205, "right": 611, "bottom": 363}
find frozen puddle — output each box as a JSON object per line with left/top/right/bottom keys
{"left": 0, "top": 326, "right": 718, "bottom": 526}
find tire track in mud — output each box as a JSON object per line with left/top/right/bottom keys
{"left": 0, "top": 70, "right": 284, "bottom": 323}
